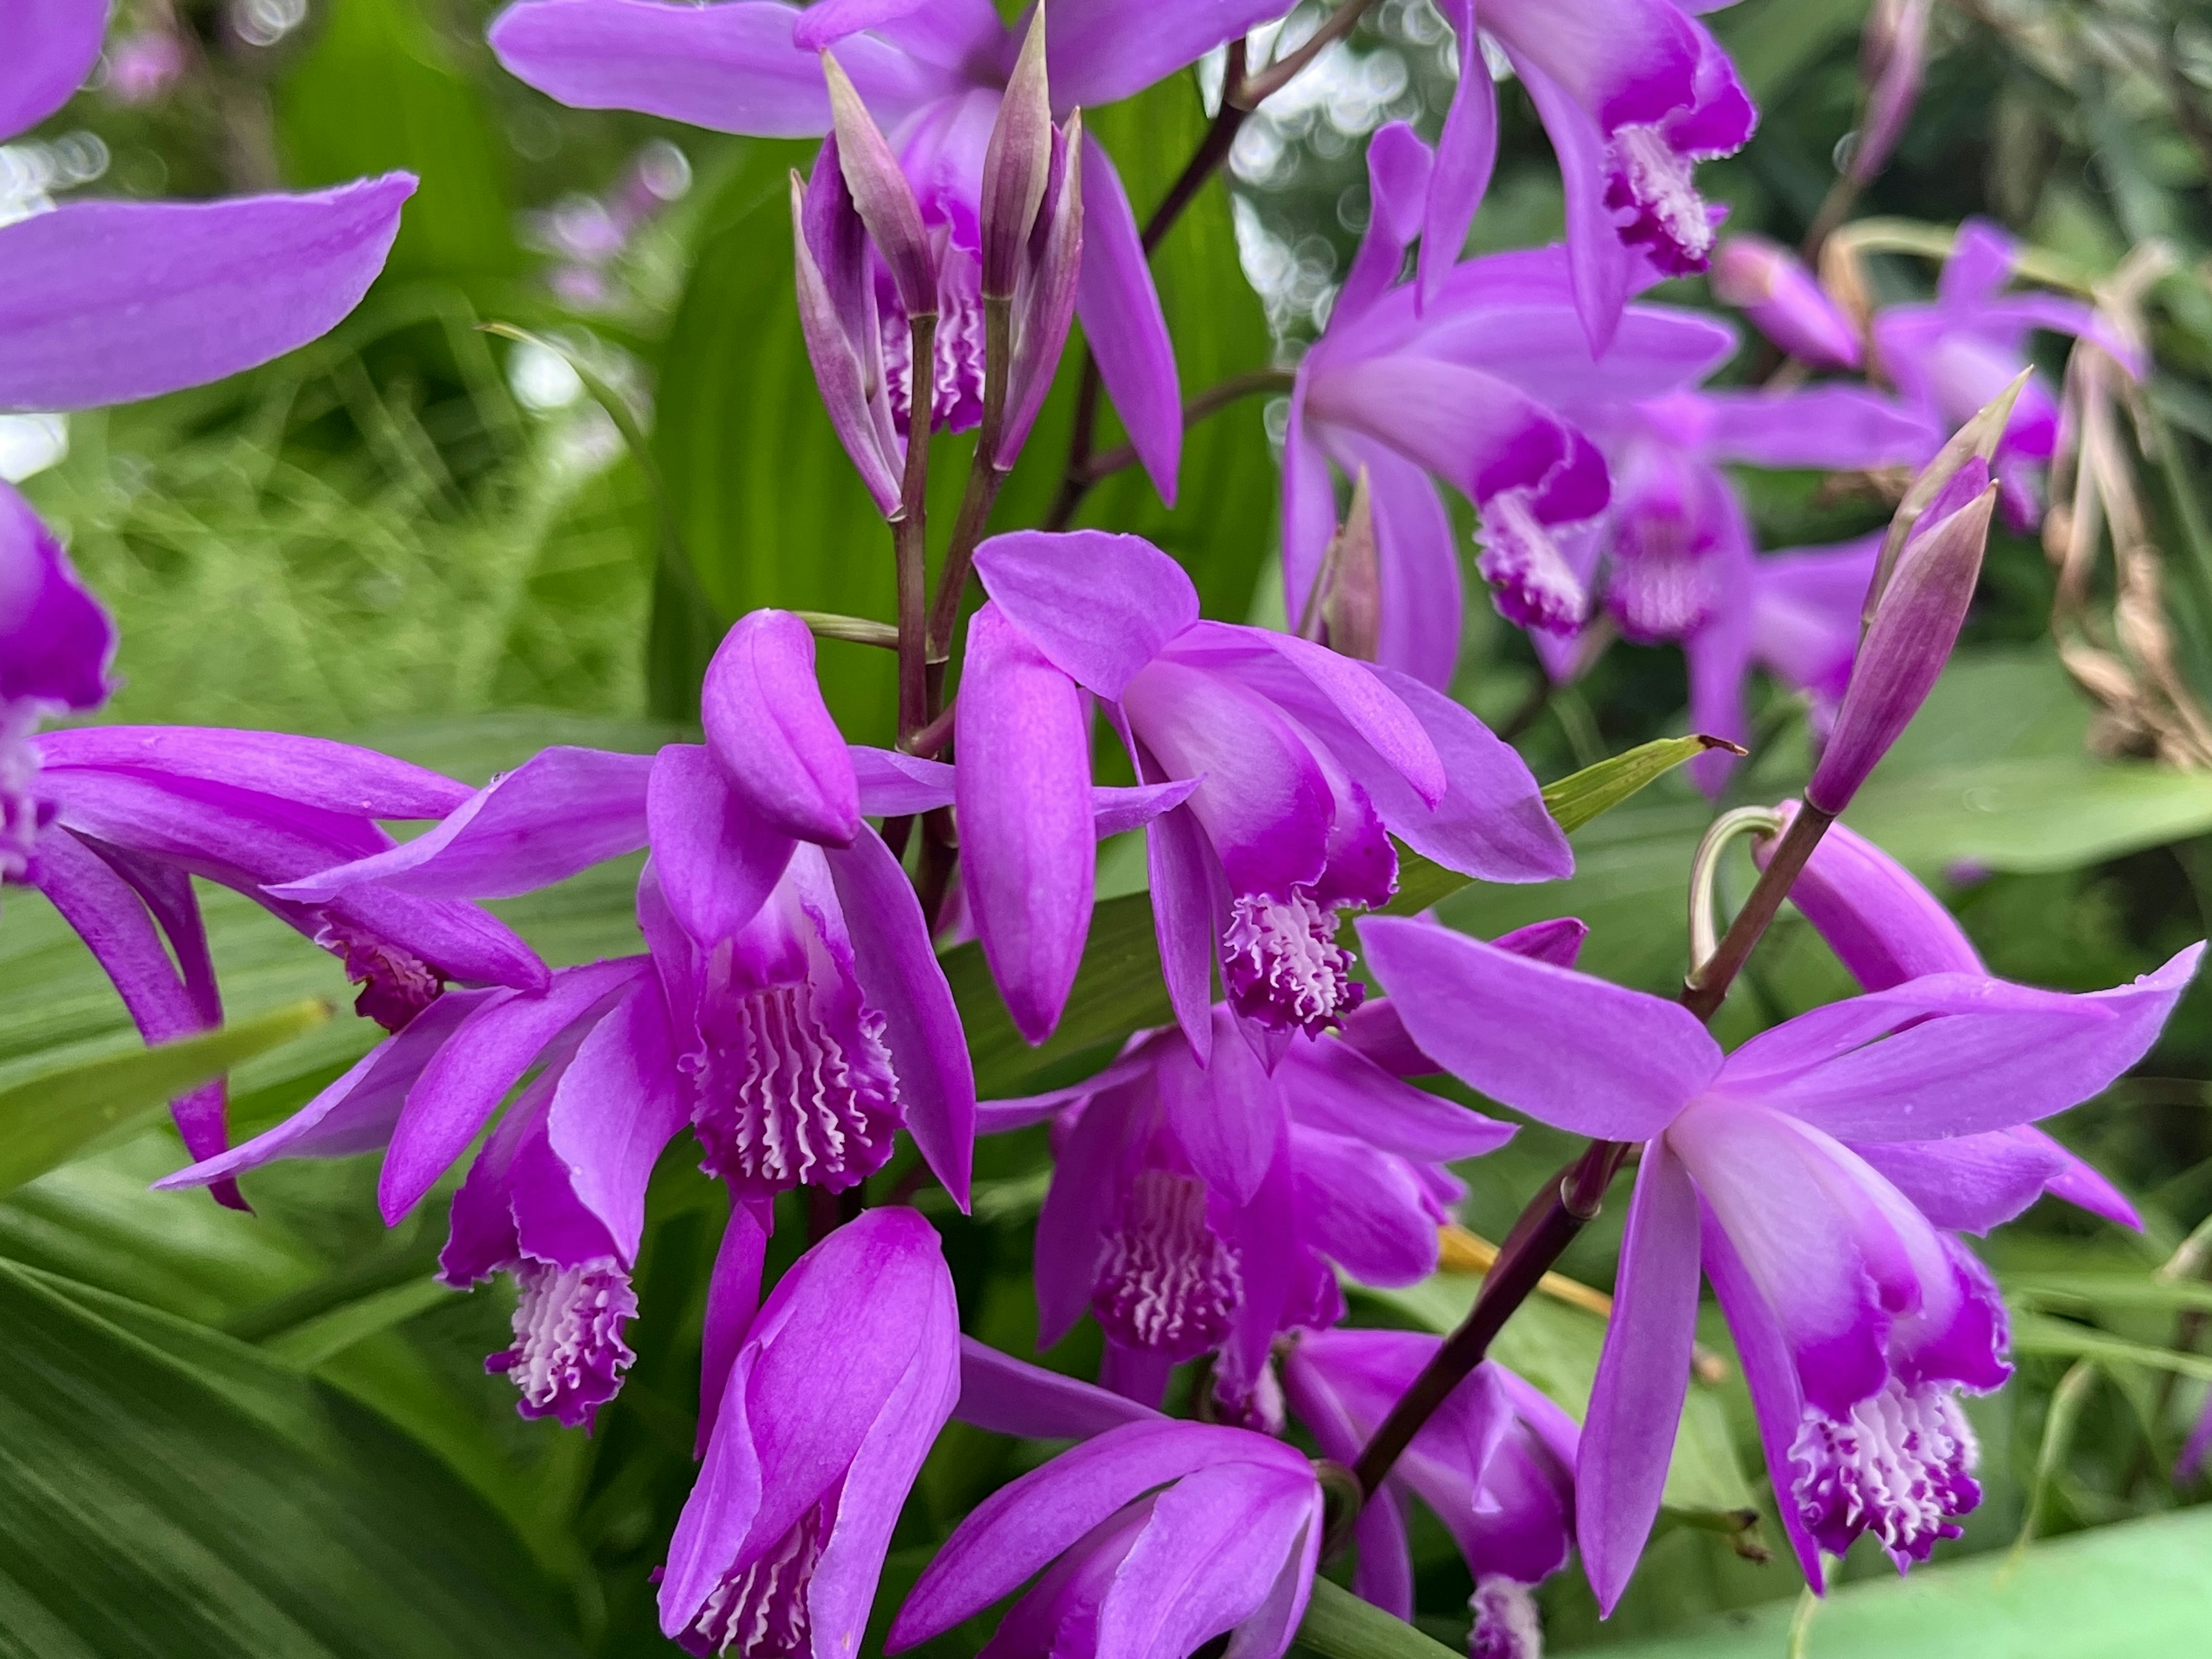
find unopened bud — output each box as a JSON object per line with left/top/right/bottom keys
{"left": 997, "top": 113, "right": 1084, "bottom": 469}
{"left": 1850, "top": 0, "right": 1931, "bottom": 185}
{"left": 1756, "top": 800, "right": 1980, "bottom": 989}
{"left": 1808, "top": 460, "right": 1996, "bottom": 813}
{"left": 1314, "top": 467, "right": 1382, "bottom": 660}
{"left": 790, "top": 161, "right": 903, "bottom": 515}
{"left": 980, "top": 2, "right": 1052, "bottom": 304}
{"left": 1864, "top": 368, "right": 2027, "bottom": 628}
{"left": 1710, "top": 235, "right": 1862, "bottom": 370}
{"left": 821, "top": 50, "right": 937, "bottom": 320}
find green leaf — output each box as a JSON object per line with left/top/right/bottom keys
{"left": 1541, "top": 734, "right": 1740, "bottom": 836}
{"left": 2007, "top": 1272, "right": 2212, "bottom": 1316}
{"left": 0, "top": 1259, "right": 582, "bottom": 1657}
{"left": 1585, "top": 1504, "right": 2212, "bottom": 1659}
{"left": 1293, "top": 1576, "right": 1463, "bottom": 1659}
{"left": 275, "top": 0, "right": 520, "bottom": 283}
{"left": 2009, "top": 1313, "right": 2212, "bottom": 1381}
{"left": 0, "top": 1000, "right": 334, "bottom": 1198}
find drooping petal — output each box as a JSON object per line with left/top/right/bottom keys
{"left": 487, "top": 0, "right": 949, "bottom": 137}
{"left": 1033, "top": 1080, "right": 1138, "bottom": 1347}
{"left": 644, "top": 744, "right": 797, "bottom": 945}
{"left": 377, "top": 959, "right": 649, "bottom": 1223}
{"left": 1047, "top": 0, "right": 1287, "bottom": 108}
{"left": 269, "top": 746, "right": 652, "bottom": 903}
{"left": 696, "top": 1199, "right": 772, "bottom": 1455}
{"left": 956, "top": 601, "right": 1096, "bottom": 1047}
{"left": 972, "top": 528, "right": 1198, "bottom": 697}
{"left": 1090, "top": 777, "right": 1200, "bottom": 836}
{"left": 37, "top": 725, "right": 471, "bottom": 820}
{"left": 1159, "top": 1014, "right": 1279, "bottom": 1204}
{"left": 955, "top": 1335, "right": 1164, "bottom": 1440}
{"left": 1691, "top": 387, "right": 1931, "bottom": 471}
{"left": 702, "top": 611, "right": 862, "bottom": 846}
{"left": 1851, "top": 1126, "right": 2091, "bottom": 1236}
{"left": 1577, "top": 1139, "right": 1700, "bottom": 1616}
{"left": 1, "top": 0, "right": 109, "bottom": 143}
{"left": 1290, "top": 1127, "right": 1444, "bottom": 1286}
{"left": 1094, "top": 1463, "right": 1317, "bottom": 1659}
{"left": 1148, "top": 802, "right": 1223, "bottom": 1062}
{"left": 1336, "top": 120, "right": 1435, "bottom": 328}
{"left": 1358, "top": 919, "right": 1715, "bottom": 1138}
{"left": 849, "top": 745, "right": 957, "bottom": 815}
{"left": 1278, "top": 1036, "right": 1516, "bottom": 1162}
{"left": 0, "top": 178, "right": 417, "bottom": 413}
{"left": 1075, "top": 134, "right": 1181, "bottom": 502}
{"left": 544, "top": 978, "right": 686, "bottom": 1262}
{"left": 1417, "top": 1, "right": 1497, "bottom": 308}
{"left": 824, "top": 823, "right": 979, "bottom": 1209}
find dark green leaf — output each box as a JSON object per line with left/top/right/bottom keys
{"left": 0, "top": 1000, "right": 334, "bottom": 1198}
{"left": 0, "top": 1260, "right": 582, "bottom": 1657}
{"left": 2010, "top": 1313, "right": 2212, "bottom": 1381}
{"left": 1293, "top": 1575, "right": 1463, "bottom": 1659}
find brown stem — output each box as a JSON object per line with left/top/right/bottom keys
{"left": 1234, "top": 0, "right": 1381, "bottom": 108}
{"left": 1075, "top": 369, "right": 1295, "bottom": 486}
{"left": 1340, "top": 801, "right": 1843, "bottom": 1513}
{"left": 895, "top": 316, "right": 938, "bottom": 744}
{"left": 903, "top": 694, "right": 958, "bottom": 759}
{"left": 1801, "top": 173, "right": 1863, "bottom": 268}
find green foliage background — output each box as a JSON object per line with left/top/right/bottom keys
{"left": 12, "top": 0, "right": 2212, "bottom": 1653}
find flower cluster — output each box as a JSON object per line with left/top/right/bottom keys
{"left": 13, "top": 2, "right": 2206, "bottom": 1657}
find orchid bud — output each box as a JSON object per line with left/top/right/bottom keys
{"left": 700, "top": 609, "right": 862, "bottom": 846}
{"left": 1806, "top": 459, "right": 1996, "bottom": 814}
{"left": 979, "top": 3, "right": 1052, "bottom": 304}
{"left": 1864, "top": 368, "right": 2027, "bottom": 627}
{"left": 790, "top": 161, "right": 904, "bottom": 514}
{"left": 821, "top": 50, "right": 937, "bottom": 321}
{"left": 1849, "top": 0, "right": 1931, "bottom": 185}
{"left": 1316, "top": 467, "right": 1382, "bottom": 660}
{"left": 996, "top": 113, "right": 1084, "bottom": 468}
{"left": 1710, "top": 234, "right": 1862, "bottom": 370}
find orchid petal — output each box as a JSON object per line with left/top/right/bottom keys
{"left": 544, "top": 978, "right": 686, "bottom": 1262}
{"left": 1, "top": 0, "right": 107, "bottom": 143}
{"left": 1336, "top": 120, "right": 1434, "bottom": 328}
{"left": 1418, "top": 2, "right": 1497, "bottom": 308}
{"left": 696, "top": 1200, "right": 772, "bottom": 1454}
{"left": 1512, "top": 55, "right": 1631, "bottom": 354}
{"left": 972, "top": 529, "right": 1197, "bottom": 697}
{"left": 1160, "top": 1016, "right": 1279, "bottom": 1204}
{"left": 850, "top": 745, "right": 957, "bottom": 815}
{"left": 1851, "top": 1127, "right": 2074, "bottom": 1236}
{"left": 1090, "top": 777, "right": 1200, "bottom": 837}
{"left": 1692, "top": 387, "right": 1933, "bottom": 471}
{"left": 0, "top": 179, "right": 416, "bottom": 413}
{"left": 1047, "top": 0, "right": 1288, "bottom": 108}
{"left": 824, "top": 823, "right": 978, "bottom": 1209}
{"left": 1291, "top": 1127, "right": 1443, "bottom": 1286}
{"left": 645, "top": 744, "right": 797, "bottom": 945}
{"left": 1147, "top": 803, "right": 1221, "bottom": 1062}
{"left": 1359, "top": 919, "right": 1715, "bottom": 1139}
{"left": 1076, "top": 134, "right": 1181, "bottom": 502}
{"left": 658, "top": 1349, "right": 764, "bottom": 1637}
{"left": 1280, "top": 1037, "right": 1516, "bottom": 1161}
{"left": 956, "top": 1335, "right": 1163, "bottom": 1440}
{"left": 1034, "top": 1081, "right": 1136, "bottom": 1347}
{"left": 1578, "top": 1139, "right": 1700, "bottom": 1615}
{"left": 1096, "top": 1463, "right": 1316, "bottom": 1659}
{"left": 702, "top": 611, "right": 861, "bottom": 845}
{"left": 37, "top": 725, "right": 469, "bottom": 820}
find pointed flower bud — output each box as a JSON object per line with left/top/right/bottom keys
{"left": 979, "top": 2, "right": 1052, "bottom": 304}
{"left": 821, "top": 49, "right": 936, "bottom": 321}
{"left": 1863, "top": 369, "right": 2026, "bottom": 628}
{"left": 790, "top": 160, "right": 906, "bottom": 516}
{"left": 1806, "top": 458, "right": 1996, "bottom": 814}
{"left": 1312, "top": 467, "right": 1382, "bottom": 661}
{"left": 1710, "top": 235, "right": 1862, "bottom": 371}
{"left": 700, "top": 609, "right": 861, "bottom": 847}
{"left": 996, "top": 113, "right": 1084, "bottom": 470}
{"left": 1850, "top": 0, "right": 1931, "bottom": 186}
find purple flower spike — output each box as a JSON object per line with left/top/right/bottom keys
{"left": 701, "top": 610, "right": 861, "bottom": 846}
{"left": 996, "top": 1004, "right": 1513, "bottom": 1414}
{"left": 1710, "top": 235, "right": 1863, "bottom": 370}
{"left": 1805, "top": 463, "right": 1995, "bottom": 813}
{"left": 1283, "top": 1331, "right": 1577, "bottom": 1629}
{"left": 974, "top": 528, "right": 1570, "bottom": 1058}
{"left": 890, "top": 1418, "right": 1324, "bottom": 1659}
{"left": 1360, "top": 915, "right": 2203, "bottom": 1605}
{"left": 660, "top": 1207, "right": 960, "bottom": 1657}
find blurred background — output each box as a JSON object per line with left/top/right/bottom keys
{"left": 8, "top": 0, "right": 2212, "bottom": 1653}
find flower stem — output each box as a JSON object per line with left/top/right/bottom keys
{"left": 1338, "top": 801, "right": 1844, "bottom": 1517}
{"left": 930, "top": 300, "right": 1013, "bottom": 665}
{"left": 895, "top": 315, "right": 937, "bottom": 744}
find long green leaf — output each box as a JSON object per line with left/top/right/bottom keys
{"left": 0, "top": 1260, "right": 581, "bottom": 1657}
{"left": 2010, "top": 1313, "right": 2212, "bottom": 1381}
{"left": 1293, "top": 1576, "right": 1463, "bottom": 1659}
{"left": 953, "top": 735, "right": 1721, "bottom": 1095}
{"left": 0, "top": 999, "right": 334, "bottom": 1198}
{"left": 1584, "top": 1504, "right": 2212, "bottom": 1658}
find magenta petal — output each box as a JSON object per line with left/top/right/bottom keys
{"left": 1343, "top": 440, "right": 1463, "bottom": 688}
{"left": 1161, "top": 1015, "right": 1279, "bottom": 1204}
{"left": 645, "top": 744, "right": 797, "bottom": 945}
{"left": 1033, "top": 1079, "right": 1134, "bottom": 1347}
{"left": 972, "top": 529, "right": 1198, "bottom": 696}
{"left": 824, "top": 824, "right": 978, "bottom": 1209}
{"left": 37, "top": 725, "right": 470, "bottom": 820}
{"left": 702, "top": 611, "right": 862, "bottom": 846}
{"left": 0, "top": 177, "right": 415, "bottom": 412}
{"left": 956, "top": 1335, "right": 1163, "bottom": 1440}
{"left": 1, "top": 0, "right": 107, "bottom": 143}
{"left": 696, "top": 1200, "right": 772, "bottom": 1455}
{"left": 488, "top": 0, "right": 945, "bottom": 137}
{"left": 1417, "top": 2, "right": 1498, "bottom": 308}
{"left": 1290, "top": 1127, "right": 1441, "bottom": 1287}
{"left": 270, "top": 746, "right": 652, "bottom": 903}
{"left": 1512, "top": 56, "right": 1631, "bottom": 356}
{"left": 1578, "top": 1139, "right": 1700, "bottom": 1615}
{"left": 957, "top": 602, "right": 1095, "bottom": 1047}
{"left": 1279, "top": 384, "right": 1339, "bottom": 636}
{"left": 1693, "top": 387, "right": 1930, "bottom": 471}
{"left": 377, "top": 959, "right": 648, "bottom": 1222}
{"left": 1147, "top": 803, "right": 1222, "bottom": 1062}
{"left": 1075, "top": 134, "right": 1182, "bottom": 503}
{"left": 1776, "top": 808, "right": 1982, "bottom": 991}
{"left": 1238, "top": 628, "right": 1446, "bottom": 805}
{"left": 659, "top": 1350, "right": 766, "bottom": 1638}
{"left": 544, "top": 979, "right": 685, "bottom": 1262}
{"left": 849, "top": 745, "right": 957, "bottom": 815}
{"left": 1280, "top": 1038, "right": 1515, "bottom": 1162}
{"left": 1090, "top": 777, "right": 1200, "bottom": 838}
{"left": 0, "top": 483, "right": 114, "bottom": 711}
{"left": 2036, "top": 1131, "right": 2143, "bottom": 1230}
{"left": 1335, "top": 120, "right": 1434, "bottom": 328}
{"left": 1851, "top": 1127, "right": 2071, "bottom": 1236}
{"left": 1094, "top": 1463, "right": 1317, "bottom": 1659}
{"left": 1358, "top": 918, "right": 1715, "bottom": 1138}
{"left": 1047, "top": 0, "right": 1286, "bottom": 108}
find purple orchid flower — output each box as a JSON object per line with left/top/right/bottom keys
{"left": 1358, "top": 915, "right": 2202, "bottom": 1605}
{"left": 270, "top": 611, "right": 986, "bottom": 1206}
{"left": 2, "top": 2, "right": 412, "bottom": 413}
{"left": 891, "top": 1413, "right": 1323, "bottom": 1659}
{"left": 983, "top": 995, "right": 1518, "bottom": 1416}
{"left": 0, "top": 482, "right": 113, "bottom": 877}
{"left": 487, "top": 0, "right": 1285, "bottom": 503}
{"left": 1284, "top": 124, "right": 1716, "bottom": 680}
{"left": 23, "top": 727, "right": 547, "bottom": 1207}
{"left": 1422, "top": 0, "right": 1756, "bottom": 351}
{"left": 162, "top": 953, "right": 690, "bottom": 1424}
{"left": 1869, "top": 218, "right": 2144, "bottom": 527}
{"left": 964, "top": 528, "right": 1572, "bottom": 1060}
{"left": 1283, "top": 1330, "right": 1577, "bottom": 1657}
{"left": 1764, "top": 803, "right": 2142, "bottom": 1232}
{"left": 660, "top": 1205, "right": 960, "bottom": 1656}
{"left": 1709, "top": 234, "right": 1862, "bottom": 371}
